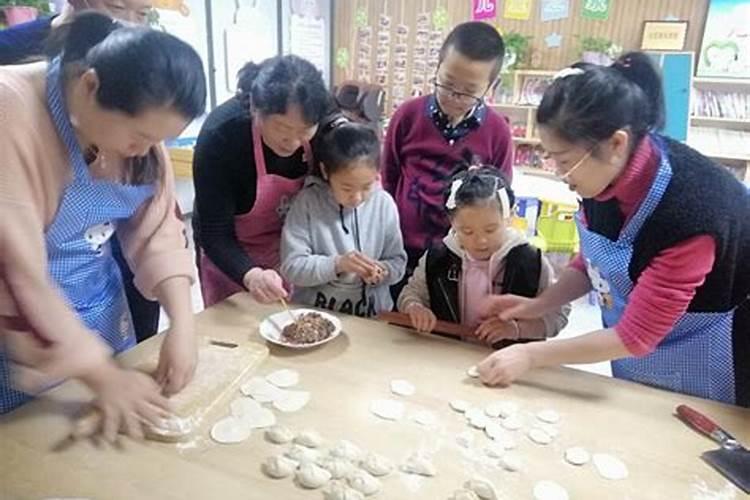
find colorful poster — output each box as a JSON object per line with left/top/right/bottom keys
{"left": 540, "top": 0, "right": 569, "bottom": 22}
{"left": 472, "top": 0, "right": 497, "bottom": 20}
{"left": 697, "top": 0, "right": 750, "bottom": 78}
{"left": 504, "top": 0, "right": 533, "bottom": 21}
{"left": 581, "top": 0, "right": 610, "bottom": 21}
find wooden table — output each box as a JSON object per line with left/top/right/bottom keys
{"left": 2, "top": 294, "right": 749, "bottom": 499}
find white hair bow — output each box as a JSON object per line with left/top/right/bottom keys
{"left": 553, "top": 67, "right": 585, "bottom": 81}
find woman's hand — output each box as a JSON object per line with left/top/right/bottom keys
{"left": 477, "top": 344, "right": 534, "bottom": 387}
{"left": 480, "top": 294, "right": 546, "bottom": 321}
{"left": 405, "top": 303, "right": 437, "bottom": 334}
{"left": 155, "top": 326, "right": 198, "bottom": 396}
{"left": 474, "top": 317, "right": 520, "bottom": 345}
{"left": 243, "top": 268, "right": 289, "bottom": 303}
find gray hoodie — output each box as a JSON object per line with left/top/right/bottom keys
{"left": 281, "top": 176, "right": 407, "bottom": 318}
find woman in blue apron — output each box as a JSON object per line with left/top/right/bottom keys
{"left": 476, "top": 52, "right": 750, "bottom": 408}
{"left": 0, "top": 12, "right": 207, "bottom": 439}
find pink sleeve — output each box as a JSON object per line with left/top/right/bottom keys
{"left": 615, "top": 235, "right": 716, "bottom": 356}
{"left": 568, "top": 253, "right": 586, "bottom": 273}
{"left": 118, "top": 145, "right": 195, "bottom": 300}
{"left": 381, "top": 106, "right": 403, "bottom": 196}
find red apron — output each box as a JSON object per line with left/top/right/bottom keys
{"left": 199, "top": 123, "right": 312, "bottom": 307}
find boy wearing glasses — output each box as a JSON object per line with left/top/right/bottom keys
{"left": 382, "top": 22, "right": 513, "bottom": 298}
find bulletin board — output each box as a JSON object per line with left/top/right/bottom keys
{"left": 332, "top": 0, "right": 710, "bottom": 116}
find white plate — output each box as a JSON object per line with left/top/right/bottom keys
{"left": 259, "top": 309, "right": 342, "bottom": 349}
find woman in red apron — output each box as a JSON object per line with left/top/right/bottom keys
{"left": 193, "top": 55, "right": 332, "bottom": 307}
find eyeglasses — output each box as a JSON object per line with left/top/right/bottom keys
{"left": 431, "top": 78, "right": 485, "bottom": 106}
{"left": 544, "top": 146, "right": 596, "bottom": 180}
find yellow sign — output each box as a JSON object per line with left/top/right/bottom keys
{"left": 640, "top": 21, "right": 689, "bottom": 51}
{"left": 504, "top": 0, "right": 533, "bottom": 21}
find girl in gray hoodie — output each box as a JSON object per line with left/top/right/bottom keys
{"left": 280, "top": 119, "right": 407, "bottom": 318}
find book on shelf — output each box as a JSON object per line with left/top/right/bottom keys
{"left": 691, "top": 89, "right": 749, "bottom": 120}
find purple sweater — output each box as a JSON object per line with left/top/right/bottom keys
{"left": 382, "top": 96, "right": 513, "bottom": 255}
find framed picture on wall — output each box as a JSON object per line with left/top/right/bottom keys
{"left": 696, "top": 0, "right": 750, "bottom": 79}
{"left": 640, "top": 21, "right": 689, "bottom": 51}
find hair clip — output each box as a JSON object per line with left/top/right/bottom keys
{"left": 497, "top": 186, "right": 511, "bottom": 219}
{"left": 445, "top": 179, "right": 462, "bottom": 210}
{"left": 553, "top": 67, "right": 585, "bottom": 81}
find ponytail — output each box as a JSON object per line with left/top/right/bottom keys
{"left": 537, "top": 51, "right": 664, "bottom": 148}
{"left": 45, "top": 11, "right": 120, "bottom": 63}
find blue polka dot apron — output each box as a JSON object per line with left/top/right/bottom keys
{"left": 577, "top": 136, "right": 736, "bottom": 405}
{"left": 0, "top": 59, "right": 155, "bottom": 413}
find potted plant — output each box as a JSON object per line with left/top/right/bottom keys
{"left": 503, "top": 31, "right": 533, "bottom": 71}
{"left": 578, "top": 36, "right": 622, "bottom": 66}
{"left": 0, "top": 0, "right": 48, "bottom": 27}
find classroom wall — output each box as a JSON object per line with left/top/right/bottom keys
{"left": 332, "top": 0, "right": 709, "bottom": 115}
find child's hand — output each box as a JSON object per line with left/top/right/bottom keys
{"left": 475, "top": 318, "right": 520, "bottom": 345}
{"left": 477, "top": 344, "right": 533, "bottom": 387}
{"left": 243, "top": 268, "right": 289, "bottom": 304}
{"left": 336, "top": 251, "right": 381, "bottom": 280}
{"left": 363, "top": 262, "right": 388, "bottom": 285}
{"left": 480, "top": 294, "right": 543, "bottom": 321}
{"left": 155, "top": 326, "right": 198, "bottom": 397}
{"left": 406, "top": 303, "right": 437, "bottom": 333}
{"left": 81, "top": 362, "right": 171, "bottom": 442}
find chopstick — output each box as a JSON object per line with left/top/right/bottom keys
{"left": 279, "top": 297, "right": 298, "bottom": 325}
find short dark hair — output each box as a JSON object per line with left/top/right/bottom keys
{"left": 445, "top": 167, "right": 515, "bottom": 217}
{"left": 537, "top": 51, "right": 664, "bottom": 150}
{"left": 439, "top": 22, "right": 505, "bottom": 82}
{"left": 237, "top": 55, "right": 331, "bottom": 126}
{"left": 317, "top": 118, "right": 380, "bottom": 176}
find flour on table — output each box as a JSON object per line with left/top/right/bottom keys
{"left": 466, "top": 365, "right": 480, "bottom": 378}
{"left": 498, "top": 453, "right": 522, "bottom": 472}
{"left": 210, "top": 416, "right": 252, "bottom": 444}
{"left": 527, "top": 427, "right": 553, "bottom": 445}
{"left": 401, "top": 452, "right": 437, "bottom": 477}
{"left": 456, "top": 431, "right": 475, "bottom": 448}
{"left": 265, "top": 425, "right": 295, "bottom": 444}
{"left": 347, "top": 469, "right": 381, "bottom": 496}
{"left": 294, "top": 430, "right": 324, "bottom": 448}
{"left": 592, "top": 453, "right": 628, "bottom": 480}
{"left": 411, "top": 409, "right": 438, "bottom": 427}
{"left": 450, "top": 400, "right": 471, "bottom": 413}
{"left": 390, "top": 379, "right": 416, "bottom": 397}
{"left": 464, "top": 477, "right": 499, "bottom": 500}
{"left": 564, "top": 447, "right": 590, "bottom": 466}
{"left": 536, "top": 409, "right": 561, "bottom": 424}
{"left": 262, "top": 455, "right": 299, "bottom": 479}
{"left": 370, "top": 399, "right": 405, "bottom": 421}
{"left": 533, "top": 480, "right": 569, "bottom": 500}
{"left": 360, "top": 452, "right": 393, "bottom": 477}
{"left": 266, "top": 369, "right": 300, "bottom": 388}
{"left": 273, "top": 390, "right": 311, "bottom": 413}
{"left": 296, "top": 462, "right": 332, "bottom": 489}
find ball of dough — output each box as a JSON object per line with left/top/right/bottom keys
{"left": 347, "top": 469, "right": 381, "bottom": 496}
{"left": 262, "top": 455, "right": 298, "bottom": 479}
{"left": 265, "top": 425, "right": 295, "bottom": 444}
{"left": 294, "top": 429, "right": 324, "bottom": 448}
{"left": 360, "top": 452, "right": 393, "bottom": 477}
{"left": 296, "top": 462, "right": 332, "bottom": 489}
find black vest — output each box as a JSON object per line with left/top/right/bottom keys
{"left": 425, "top": 243, "right": 542, "bottom": 349}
